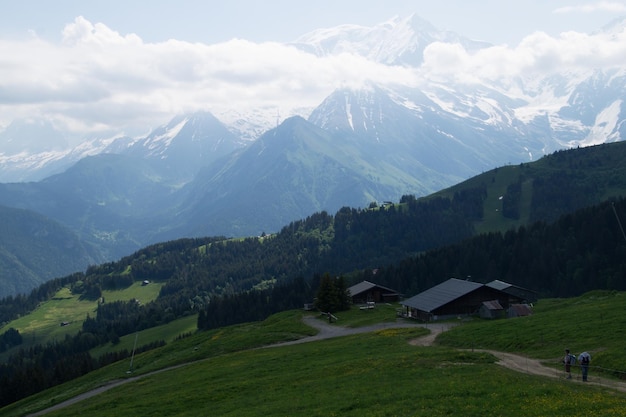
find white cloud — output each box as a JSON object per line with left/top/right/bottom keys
{"left": 0, "top": 17, "right": 418, "bottom": 138}
{"left": 1, "top": 15, "right": 626, "bottom": 139}
{"left": 419, "top": 27, "right": 626, "bottom": 84}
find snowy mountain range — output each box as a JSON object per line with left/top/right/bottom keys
{"left": 291, "top": 14, "right": 491, "bottom": 66}
{"left": 1, "top": 14, "right": 624, "bottom": 183}
{"left": 0, "top": 13, "right": 625, "bottom": 288}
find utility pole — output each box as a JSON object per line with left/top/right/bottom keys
{"left": 612, "top": 202, "right": 626, "bottom": 243}
{"left": 127, "top": 331, "right": 139, "bottom": 374}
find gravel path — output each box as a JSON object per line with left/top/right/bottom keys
{"left": 476, "top": 349, "right": 626, "bottom": 392}
{"left": 265, "top": 315, "right": 454, "bottom": 347}
{"left": 291, "top": 316, "right": 626, "bottom": 392}
{"left": 26, "top": 315, "right": 626, "bottom": 415}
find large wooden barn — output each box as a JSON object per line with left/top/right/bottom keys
{"left": 400, "top": 278, "right": 531, "bottom": 322}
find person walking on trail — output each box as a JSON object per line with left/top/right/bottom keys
{"left": 563, "top": 349, "right": 575, "bottom": 379}
{"left": 579, "top": 352, "right": 591, "bottom": 382}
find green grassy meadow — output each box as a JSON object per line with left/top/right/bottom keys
{"left": 0, "top": 281, "right": 163, "bottom": 359}
{"left": 4, "top": 293, "right": 626, "bottom": 416}
{"left": 88, "top": 314, "right": 199, "bottom": 359}
{"left": 438, "top": 290, "right": 626, "bottom": 375}
{"left": 326, "top": 301, "right": 402, "bottom": 327}
{"left": 432, "top": 164, "right": 532, "bottom": 235}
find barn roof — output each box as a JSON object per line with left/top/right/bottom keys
{"left": 347, "top": 280, "right": 398, "bottom": 297}
{"left": 486, "top": 279, "right": 538, "bottom": 302}
{"left": 485, "top": 280, "right": 511, "bottom": 291}
{"left": 401, "top": 278, "right": 483, "bottom": 313}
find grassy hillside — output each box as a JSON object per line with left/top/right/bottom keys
{"left": 438, "top": 290, "right": 626, "bottom": 374}
{"left": 0, "top": 205, "right": 102, "bottom": 298}
{"left": 430, "top": 141, "right": 626, "bottom": 234}
{"left": 88, "top": 314, "right": 197, "bottom": 359}
{"left": 0, "top": 281, "right": 163, "bottom": 359}
{"left": 4, "top": 294, "right": 626, "bottom": 416}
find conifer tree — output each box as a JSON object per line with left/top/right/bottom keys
{"left": 314, "top": 273, "right": 351, "bottom": 313}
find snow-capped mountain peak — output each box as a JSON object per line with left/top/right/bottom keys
{"left": 139, "top": 115, "right": 190, "bottom": 156}
{"left": 292, "top": 13, "right": 491, "bottom": 66}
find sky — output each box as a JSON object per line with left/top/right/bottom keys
{"left": 1, "top": 0, "right": 626, "bottom": 141}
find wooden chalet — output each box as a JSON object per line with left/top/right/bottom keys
{"left": 400, "top": 278, "right": 529, "bottom": 322}
{"left": 347, "top": 280, "right": 399, "bottom": 304}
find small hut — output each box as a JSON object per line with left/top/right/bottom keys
{"left": 347, "top": 281, "right": 399, "bottom": 304}
{"left": 507, "top": 303, "right": 533, "bottom": 318}
{"left": 479, "top": 300, "right": 505, "bottom": 319}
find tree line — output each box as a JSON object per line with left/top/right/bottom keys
{"left": 0, "top": 328, "right": 164, "bottom": 407}
{"left": 351, "top": 198, "right": 626, "bottom": 298}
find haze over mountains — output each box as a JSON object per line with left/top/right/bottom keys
{"left": 1, "top": 13, "right": 626, "bottom": 295}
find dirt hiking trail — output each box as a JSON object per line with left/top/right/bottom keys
{"left": 26, "top": 315, "right": 626, "bottom": 416}
{"left": 295, "top": 316, "right": 626, "bottom": 393}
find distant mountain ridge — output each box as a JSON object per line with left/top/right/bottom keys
{"left": 0, "top": 111, "right": 246, "bottom": 183}
{"left": 1, "top": 140, "right": 626, "bottom": 299}
{"left": 124, "top": 112, "right": 245, "bottom": 183}
{"left": 0, "top": 205, "right": 101, "bottom": 297}
{"left": 1, "top": 13, "right": 626, "bottom": 296}
{"left": 163, "top": 115, "right": 417, "bottom": 239}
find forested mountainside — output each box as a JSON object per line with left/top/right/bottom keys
{"left": 2, "top": 140, "right": 626, "bottom": 299}
{"left": 354, "top": 198, "right": 626, "bottom": 298}
{"left": 431, "top": 141, "right": 626, "bottom": 233}
{"left": 0, "top": 196, "right": 624, "bottom": 406}
{"left": 0, "top": 205, "right": 102, "bottom": 296}
{"left": 0, "top": 142, "right": 625, "bottom": 406}
{"left": 2, "top": 183, "right": 625, "bottom": 334}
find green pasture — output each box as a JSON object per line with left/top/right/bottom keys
{"left": 476, "top": 165, "right": 534, "bottom": 234}
{"left": 6, "top": 292, "right": 626, "bottom": 417}
{"left": 437, "top": 290, "right": 626, "bottom": 376}
{"left": 1, "top": 310, "right": 317, "bottom": 417}
{"left": 5, "top": 293, "right": 626, "bottom": 417}
{"left": 315, "top": 301, "right": 403, "bottom": 327}
{"left": 0, "top": 281, "right": 163, "bottom": 356}
{"left": 13, "top": 321, "right": 626, "bottom": 417}
{"left": 429, "top": 164, "right": 530, "bottom": 234}
{"left": 89, "top": 314, "right": 198, "bottom": 359}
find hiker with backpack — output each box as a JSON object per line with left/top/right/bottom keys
{"left": 579, "top": 352, "right": 591, "bottom": 382}
{"left": 563, "top": 349, "right": 576, "bottom": 379}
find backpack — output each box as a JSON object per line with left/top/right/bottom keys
{"left": 569, "top": 354, "right": 577, "bottom": 365}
